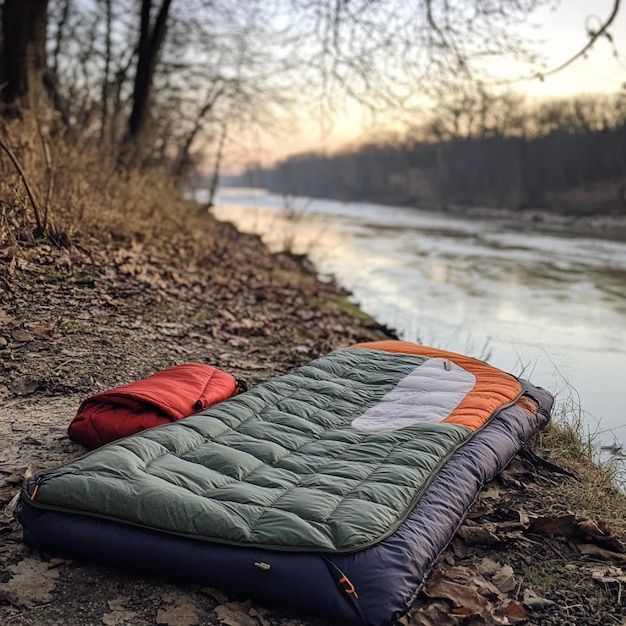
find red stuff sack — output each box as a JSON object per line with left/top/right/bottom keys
{"left": 68, "top": 363, "right": 245, "bottom": 448}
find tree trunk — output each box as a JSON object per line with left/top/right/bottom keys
{"left": 120, "top": 0, "right": 172, "bottom": 164}
{"left": 205, "top": 122, "right": 228, "bottom": 209}
{"left": 0, "top": 0, "right": 48, "bottom": 113}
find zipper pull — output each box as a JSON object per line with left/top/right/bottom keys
{"left": 27, "top": 475, "right": 44, "bottom": 501}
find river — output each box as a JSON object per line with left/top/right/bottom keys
{"left": 205, "top": 188, "right": 626, "bottom": 474}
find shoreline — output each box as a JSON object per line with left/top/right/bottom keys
{"left": 1, "top": 214, "right": 625, "bottom": 625}
{"left": 441, "top": 204, "right": 626, "bottom": 243}
{"left": 216, "top": 187, "right": 626, "bottom": 243}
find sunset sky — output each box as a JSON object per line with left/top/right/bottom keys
{"left": 226, "top": 0, "right": 626, "bottom": 171}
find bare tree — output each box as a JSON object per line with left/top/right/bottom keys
{"left": 123, "top": 0, "right": 172, "bottom": 155}
{"left": 12, "top": 0, "right": 622, "bottom": 183}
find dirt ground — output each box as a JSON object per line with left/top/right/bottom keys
{"left": 1, "top": 221, "right": 625, "bottom": 625}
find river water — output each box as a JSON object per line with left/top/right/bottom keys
{"left": 207, "top": 188, "right": 626, "bottom": 469}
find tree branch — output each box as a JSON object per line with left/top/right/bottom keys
{"left": 0, "top": 135, "right": 44, "bottom": 234}
{"left": 534, "top": 0, "right": 620, "bottom": 81}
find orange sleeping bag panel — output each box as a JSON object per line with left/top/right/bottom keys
{"left": 351, "top": 340, "right": 523, "bottom": 431}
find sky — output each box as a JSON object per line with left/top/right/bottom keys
{"left": 497, "top": 0, "right": 626, "bottom": 98}
{"left": 226, "top": 0, "right": 626, "bottom": 171}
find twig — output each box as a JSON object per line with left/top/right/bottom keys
{"left": 0, "top": 135, "right": 44, "bottom": 234}
{"left": 37, "top": 119, "right": 55, "bottom": 233}
{"left": 535, "top": 0, "right": 621, "bottom": 80}
{"left": 494, "top": 0, "right": 622, "bottom": 86}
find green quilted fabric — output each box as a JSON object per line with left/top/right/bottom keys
{"left": 29, "top": 348, "right": 473, "bottom": 553}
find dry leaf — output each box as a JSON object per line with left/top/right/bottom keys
{"left": 578, "top": 518, "right": 625, "bottom": 553}
{"left": 32, "top": 322, "right": 55, "bottom": 337}
{"left": 12, "top": 330, "right": 34, "bottom": 342}
{"left": 578, "top": 543, "right": 626, "bottom": 562}
{"left": 24, "top": 461, "right": 62, "bottom": 480}
{"left": 590, "top": 566, "right": 626, "bottom": 583}
{"left": 423, "top": 578, "right": 488, "bottom": 614}
{"left": 407, "top": 601, "right": 462, "bottom": 626}
{"left": 248, "top": 607, "right": 271, "bottom": 626}
{"left": 478, "top": 558, "right": 503, "bottom": 576}
{"left": 479, "top": 485, "right": 501, "bottom": 500}
{"left": 438, "top": 565, "right": 473, "bottom": 581}
{"left": 522, "top": 588, "right": 554, "bottom": 608}
{"left": 505, "top": 602, "right": 527, "bottom": 619}
{"left": 102, "top": 596, "right": 138, "bottom": 626}
{"left": 156, "top": 602, "right": 200, "bottom": 626}
{"left": 492, "top": 564, "right": 516, "bottom": 593}
{"left": 0, "top": 557, "right": 60, "bottom": 608}
{"left": 457, "top": 525, "right": 501, "bottom": 546}
{"left": 199, "top": 586, "right": 229, "bottom": 604}
{"left": 214, "top": 601, "right": 260, "bottom": 626}
{"left": 9, "top": 377, "right": 39, "bottom": 396}
{"left": 527, "top": 514, "right": 578, "bottom": 537}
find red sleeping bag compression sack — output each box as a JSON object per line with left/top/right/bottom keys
{"left": 68, "top": 364, "right": 245, "bottom": 448}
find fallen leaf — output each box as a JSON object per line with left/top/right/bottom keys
{"left": 12, "top": 330, "right": 34, "bottom": 342}
{"left": 505, "top": 602, "right": 527, "bottom": 619}
{"left": 0, "top": 485, "right": 19, "bottom": 506}
{"left": 24, "top": 461, "right": 61, "bottom": 480}
{"left": 0, "top": 557, "right": 60, "bottom": 608}
{"left": 102, "top": 596, "right": 138, "bottom": 625}
{"left": 407, "top": 601, "right": 463, "bottom": 626}
{"left": 9, "top": 377, "right": 39, "bottom": 396}
{"left": 156, "top": 602, "right": 200, "bottom": 626}
{"left": 248, "top": 607, "right": 271, "bottom": 626}
{"left": 199, "top": 586, "right": 229, "bottom": 604}
{"left": 577, "top": 518, "right": 625, "bottom": 553}
{"left": 522, "top": 587, "right": 554, "bottom": 608}
{"left": 527, "top": 514, "right": 578, "bottom": 537}
{"left": 423, "top": 578, "right": 488, "bottom": 614}
{"left": 478, "top": 558, "right": 503, "bottom": 576}
{"left": 438, "top": 565, "right": 473, "bottom": 581}
{"left": 457, "top": 525, "right": 501, "bottom": 546}
{"left": 578, "top": 543, "right": 626, "bottom": 562}
{"left": 492, "top": 564, "right": 516, "bottom": 594}
{"left": 590, "top": 566, "right": 626, "bottom": 584}
{"left": 32, "top": 322, "right": 56, "bottom": 337}
{"left": 468, "top": 502, "right": 493, "bottom": 519}
{"left": 0, "top": 444, "right": 21, "bottom": 463}
{"left": 451, "top": 607, "right": 472, "bottom": 615}
{"left": 214, "top": 601, "right": 260, "bottom": 626}
{"left": 479, "top": 485, "right": 501, "bottom": 500}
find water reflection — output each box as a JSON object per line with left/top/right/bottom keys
{"left": 211, "top": 190, "right": 626, "bottom": 460}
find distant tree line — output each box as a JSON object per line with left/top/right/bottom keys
{"left": 242, "top": 90, "right": 626, "bottom": 215}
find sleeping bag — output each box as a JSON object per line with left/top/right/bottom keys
{"left": 18, "top": 341, "right": 553, "bottom": 625}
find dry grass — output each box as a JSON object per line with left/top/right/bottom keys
{"left": 530, "top": 400, "right": 626, "bottom": 543}
{"left": 0, "top": 115, "right": 200, "bottom": 252}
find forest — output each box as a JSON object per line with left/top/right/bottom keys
{"left": 1, "top": 0, "right": 623, "bottom": 246}
{"left": 240, "top": 88, "right": 626, "bottom": 216}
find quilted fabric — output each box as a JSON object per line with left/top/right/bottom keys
{"left": 24, "top": 345, "right": 524, "bottom": 553}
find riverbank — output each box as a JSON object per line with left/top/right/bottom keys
{"left": 440, "top": 203, "right": 626, "bottom": 243}
{"left": 1, "top": 208, "right": 626, "bottom": 625}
